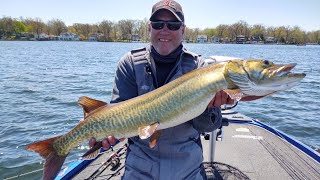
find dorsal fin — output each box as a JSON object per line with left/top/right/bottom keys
{"left": 78, "top": 96, "right": 108, "bottom": 118}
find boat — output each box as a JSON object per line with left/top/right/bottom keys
{"left": 55, "top": 109, "right": 320, "bottom": 180}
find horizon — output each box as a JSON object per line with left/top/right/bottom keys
{"left": 2, "top": 0, "right": 320, "bottom": 32}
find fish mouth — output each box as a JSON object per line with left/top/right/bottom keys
{"left": 271, "top": 63, "right": 295, "bottom": 77}
{"left": 270, "top": 63, "right": 306, "bottom": 79}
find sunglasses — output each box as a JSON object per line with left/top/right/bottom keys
{"left": 151, "top": 21, "right": 183, "bottom": 31}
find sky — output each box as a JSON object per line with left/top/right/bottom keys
{"left": 1, "top": 0, "right": 320, "bottom": 32}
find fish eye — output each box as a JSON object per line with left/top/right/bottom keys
{"left": 263, "top": 60, "right": 270, "bottom": 65}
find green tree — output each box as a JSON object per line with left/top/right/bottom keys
{"left": 203, "top": 28, "right": 216, "bottom": 40}
{"left": 275, "top": 26, "right": 286, "bottom": 43}
{"left": 266, "top": 26, "right": 276, "bottom": 38}
{"left": 23, "top": 17, "right": 45, "bottom": 38}
{"left": 290, "top": 26, "right": 305, "bottom": 44}
{"left": 250, "top": 24, "right": 266, "bottom": 40}
{"left": 13, "top": 20, "right": 26, "bottom": 34}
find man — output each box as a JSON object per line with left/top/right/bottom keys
{"left": 90, "top": 0, "right": 233, "bottom": 179}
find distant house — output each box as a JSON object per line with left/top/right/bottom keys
{"left": 48, "top": 35, "right": 59, "bottom": 41}
{"left": 265, "top": 36, "right": 275, "bottom": 44}
{"left": 211, "top": 36, "right": 220, "bottom": 43}
{"left": 236, "top": 35, "right": 246, "bottom": 44}
{"left": 21, "top": 33, "right": 35, "bottom": 39}
{"left": 88, "top": 33, "right": 104, "bottom": 41}
{"left": 197, "top": 35, "right": 208, "bottom": 43}
{"left": 250, "top": 36, "right": 264, "bottom": 44}
{"left": 34, "top": 33, "right": 49, "bottom": 40}
{"left": 131, "top": 34, "right": 141, "bottom": 42}
{"left": 221, "top": 37, "right": 231, "bottom": 43}
{"left": 59, "top": 32, "right": 80, "bottom": 41}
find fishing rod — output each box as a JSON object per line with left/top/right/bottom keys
{"left": 85, "top": 143, "right": 128, "bottom": 180}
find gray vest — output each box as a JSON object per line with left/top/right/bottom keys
{"left": 122, "top": 47, "right": 206, "bottom": 180}
{"left": 131, "top": 46, "right": 199, "bottom": 94}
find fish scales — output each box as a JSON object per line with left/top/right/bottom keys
{"left": 55, "top": 67, "right": 224, "bottom": 153}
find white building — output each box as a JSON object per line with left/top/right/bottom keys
{"left": 59, "top": 32, "right": 80, "bottom": 41}
{"left": 34, "top": 33, "right": 49, "bottom": 40}
{"left": 88, "top": 33, "right": 104, "bottom": 41}
{"left": 211, "top": 36, "right": 220, "bottom": 43}
{"left": 197, "top": 35, "right": 208, "bottom": 43}
{"left": 265, "top": 36, "right": 275, "bottom": 44}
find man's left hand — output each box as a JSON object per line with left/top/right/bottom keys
{"left": 208, "top": 90, "right": 234, "bottom": 108}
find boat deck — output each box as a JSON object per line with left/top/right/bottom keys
{"left": 70, "top": 111, "right": 320, "bottom": 180}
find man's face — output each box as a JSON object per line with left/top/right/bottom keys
{"left": 149, "top": 10, "right": 185, "bottom": 56}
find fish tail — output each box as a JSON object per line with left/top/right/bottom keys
{"left": 26, "top": 135, "right": 67, "bottom": 180}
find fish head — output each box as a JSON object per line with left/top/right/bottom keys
{"left": 224, "top": 59, "right": 306, "bottom": 101}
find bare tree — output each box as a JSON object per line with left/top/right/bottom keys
{"left": 0, "top": 16, "right": 14, "bottom": 36}
{"left": 266, "top": 26, "right": 276, "bottom": 38}
{"left": 229, "top": 20, "right": 249, "bottom": 40}
{"left": 275, "top": 26, "right": 286, "bottom": 43}
{"left": 250, "top": 24, "right": 266, "bottom": 40}
{"left": 307, "top": 30, "right": 319, "bottom": 44}
{"left": 118, "top": 19, "right": 134, "bottom": 41}
{"left": 99, "top": 20, "right": 114, "bottom": 41}
{"left": 216, "top": 24, "right": 228, "bottom": 39}
{"left": 69, "top": 23, "right": 92, "bottom": 39}
{"left": 185, "top": 27, "right": 200, "bottom": 42}
{"left": 284, "top": 25, "right": 293, "bottom": 43}
{"left": 133, "top": 19, "right": 149, "bottom": 42}
{"left": 23, "top": 17, "right": 45, "bottom": 38}
{"left": 47, "top": 19, "right": 67, "bottom": 36}
{"left": 291, "top": 26, "right": 305, "bottom": 44}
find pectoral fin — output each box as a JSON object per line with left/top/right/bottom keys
{"left": 138, "top": 123, "right": 159, "bottom": 139}
{"left": 78, "top": 96, "right": 108, "bottom": 118}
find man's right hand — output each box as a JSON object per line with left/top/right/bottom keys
{"left": 89, "top": 136, "right": 119, "bottom": 150}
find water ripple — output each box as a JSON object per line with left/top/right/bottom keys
{"left": 0, "top": 41, "right": 319, "bottom": 178}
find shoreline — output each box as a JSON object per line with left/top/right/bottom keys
{"left": 0, "top": 39, "right": 318, "bottom": 45}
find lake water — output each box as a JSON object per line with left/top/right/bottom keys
{"left": 0, "top": 41, "right": 319, "bottom": 179}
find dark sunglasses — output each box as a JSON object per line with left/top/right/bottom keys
{"left": 151, "top": 21, "right": 183, "bottom": 31}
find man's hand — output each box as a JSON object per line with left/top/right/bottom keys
{"left": 208, "top": 90, "right": 234, "bottom": 108}
{"left": 89, "top": 136, "right": 120, "bottom": 150}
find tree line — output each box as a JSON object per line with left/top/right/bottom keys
{"left": 1, "top": 16, "right": 319, "bottom": 44}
